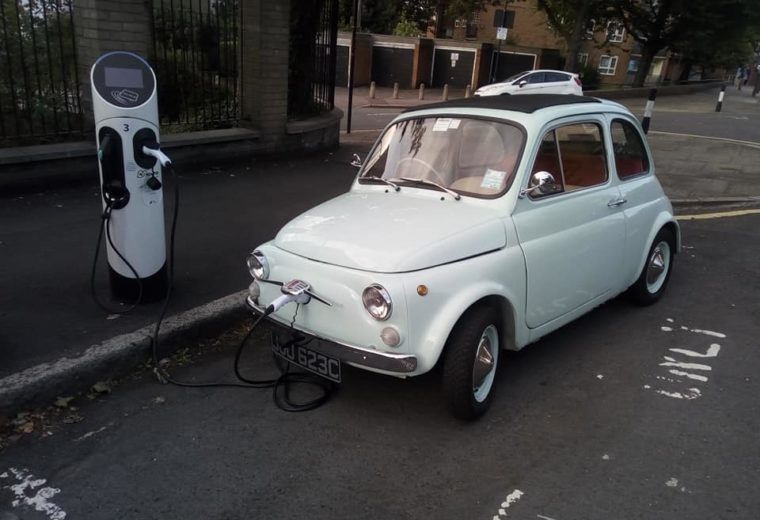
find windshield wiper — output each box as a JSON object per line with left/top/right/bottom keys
{"left": 395, "top": 177, "right": 461, "bottom": 200}
{"left": 361, "top": 176, "right": 400, "bottom": 191}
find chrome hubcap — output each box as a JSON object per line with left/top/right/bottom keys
{"left": 472, "top": 325, "right": 498, "bottom": 403}
{"left": 646, "top": 241, "right": 670, "bottom": 293}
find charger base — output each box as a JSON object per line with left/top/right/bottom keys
{"left": 109, "top": 262, "right": 168, "bottom": 303}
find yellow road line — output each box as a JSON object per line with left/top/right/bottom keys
{"left": 677, "top": 208, "right": 760, "bottom": 220}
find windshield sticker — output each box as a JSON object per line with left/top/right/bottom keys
{"left": 448, "top": 119, "right": 461, "bottom": 129}
{"left": 433, "top": 118, "right": 453, "bottom": 132}
{"left": 481, "top": 168, "right": 506, "bottom": 189}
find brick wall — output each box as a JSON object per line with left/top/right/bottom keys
{"left": 73, "top": 0, "right": 153, "bottom": 128}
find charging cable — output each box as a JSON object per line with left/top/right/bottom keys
{"left": 135, "top": 142, "right": 336, "bottom": 411}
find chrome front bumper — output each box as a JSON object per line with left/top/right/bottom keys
{"left": 245, "top": 296, "right": 417, "bottom": 374}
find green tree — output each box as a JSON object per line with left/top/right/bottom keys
{"left": 537, "top": 0, "right": 608, "bottom": 72}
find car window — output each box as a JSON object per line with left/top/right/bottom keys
{"left": 530, "top": 131, "right": 564, "bottom": 197}
{"left": 526, "top": 72, "right": 546, "bottom": 84}
{"left": 360, "top": 117, "right": 525, "bottom": 198}
{"left": 530, "top": 122, "right": 608, "bottom": 198}
{"left": 503, "top": 71, "right": 529, "bottom": 83}
{"left": 556, "top": 123, "right": 608, "bottom": 190}
{"left": 611, "top": 119, "right": 650, "bottom": 179}
{"left": 546, "top": 72, "right": 568, "bottom": 82}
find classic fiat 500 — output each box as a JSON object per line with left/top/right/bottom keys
{"left": 245, "top": 95, "right": 679, "bottom": 420}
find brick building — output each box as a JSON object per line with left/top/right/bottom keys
{"left": 434, "top": 0, "right": 669, "bottom": 86}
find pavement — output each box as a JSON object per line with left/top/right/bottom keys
{"left": 1, "top": 86, "right": 760, "bottom": 417}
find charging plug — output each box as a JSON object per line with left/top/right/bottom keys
{"left": 142, "top": 143, "right": 172, "bottom": 168}
{"left": 97, "top": 133, "right": 112, "bottom": 162}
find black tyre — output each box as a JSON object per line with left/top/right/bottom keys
{"left": 629, "top": 227, "right": 675, "bottom": 305}
{"left": 442, "top": 307, "right": 500, "bottom": 420}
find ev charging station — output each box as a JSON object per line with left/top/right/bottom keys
{"left": 91, "top": 51, "right": 167, "bottom": 302}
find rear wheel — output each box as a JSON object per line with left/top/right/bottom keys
{"left": 629, "top": 227, "right": 675, "bottom": 305}
{"left": 442, "top": 307, "right": 500, "bottom": 420}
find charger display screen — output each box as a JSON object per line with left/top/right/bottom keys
{"left": 104, "top": 67, "right": 144, "bottom": 88}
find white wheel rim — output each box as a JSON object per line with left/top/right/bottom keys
{"left": 646, "top": 241, "right": 671, "bottom": 293}
{"left": 472, "top": 324, "right": 499, "bottom": 403}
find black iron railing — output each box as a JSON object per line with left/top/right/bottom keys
{"left": 0, "top": 0, "right": 83, "bottom": 147}
{"left": 288, "top": 0, "right": 338, "bottom": 120}
{"left": 152, "top": 0, "right": 239, "bottom": 130}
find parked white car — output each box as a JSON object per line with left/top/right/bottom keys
{"left": 245, "top": 94, "right": 679, "bottom": 420}
{"left": 474, "top": 69, "right": 583, "bottom": 96}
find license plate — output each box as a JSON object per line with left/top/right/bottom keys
{"left": 272, "top": 335, "right": 341, "bottom": 383}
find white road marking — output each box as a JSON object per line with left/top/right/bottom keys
{"left": 656, "top": 388, "right": 701, "bottom": 400}
{"left": 2, "top": 467, "right": 66, "bottom": 519}
{"left": 537, "top": 515, "right": 558, "bottom": 520}
{"left": 492, "top": 489, "right": 524, "bottom": 519}
{"left": 669, "top": 343, "right": 721, "bottom": 358}
{"left": 667, "top": 369, "right": 709, "bottom": 382}
{"left": 74, "top": 425, "right": 109, "bottom": 442}
{"left": 647, "top": 320, "right": 726, "bottom": 401}
{"left": 659, "top": 358, "right": 712, "bottom": 371}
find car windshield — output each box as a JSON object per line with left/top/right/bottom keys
{"left": 503, "top": 71, "right": 529, "bottom": 83}
{"left": 359, "top": 117, "right": 524, "bottom": 198}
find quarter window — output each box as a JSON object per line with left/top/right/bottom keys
{"left": 530, "top": 123, "right": 608, "bottom": 198}
{"left": 611, "top": 119, "right": 650, "bottom": 179}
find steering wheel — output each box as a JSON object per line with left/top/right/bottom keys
{"left": 396, "top": 157, "right": 448, "bottom": 186}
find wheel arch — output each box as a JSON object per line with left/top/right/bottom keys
{"left": 629, "top": 214, "right": 680, "bottom": 288}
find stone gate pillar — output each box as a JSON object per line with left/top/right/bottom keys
{"left": 240, "top": 0, "right": 290, "bottom": 150}
{"left": 73, "top": 0, "right": 153, "bottom": 130}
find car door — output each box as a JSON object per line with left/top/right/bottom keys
{"left": 607, "top": 115, "right": 659, "bottom": 284}
{"left": 542, "top": 72, "right": 569, "bottom": 94}
{"left": 512, "top": 117, "right": 627, "bottom": 329}
{"left": 517, "top": 72, "right": 546, "bottom": 94}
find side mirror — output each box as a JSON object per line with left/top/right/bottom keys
{"left": 518, "top": 80, "right": 528, "bottom": 87}
{"left": 350, "top": 153, "right": 363, "bottom": 168}
{"left": 519, "top": 171, "right": 557, "bottom": 198}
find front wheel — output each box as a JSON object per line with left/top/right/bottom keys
{"left": 442, "top": 307, "right": 500, "bottom": 420}
{"left": 629, "top": 227, "right": 675, "bottom": 305}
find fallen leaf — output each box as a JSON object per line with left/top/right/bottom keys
{"left": 91, "top": 381, "right": 112, "bottom": 394}
{"left": 63, "top": 413, "right": 84, "bottom": 424}
{"left": 20, "top": 421, "right": 34, "bottom": 433}
{"left": 54, "top": 396, "right": 75, "bottom": 408}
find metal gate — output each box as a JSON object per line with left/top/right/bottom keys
{"left": 0, "top": 0, "right": 83, "bottom": 147}
{"left": 152, "top": 0, "right": 240, "bottom": 130}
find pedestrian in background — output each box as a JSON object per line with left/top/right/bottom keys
{"left": 736, "top": 66, "right": 744, "bottom": 89}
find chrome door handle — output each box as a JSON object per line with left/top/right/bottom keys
{"left": 607, "top": 198, "right": 627, "bottom": 207}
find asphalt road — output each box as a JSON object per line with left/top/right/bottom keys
{"left": 339, "top": 86, "right": 760, "bottom": 142}
{"left": 1, "top": 213, "right": 759, "bottom": 520}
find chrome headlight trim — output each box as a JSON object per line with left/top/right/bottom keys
{"left": 362, "top": 284, "right": 393, "bottom": 321}
{"left": 246, "top": 250, "right": 269, "bottom": 280}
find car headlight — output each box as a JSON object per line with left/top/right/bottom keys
{"left": 362, "top": 284, "right": 392, "bottom": 321}
{"left": 246, "top": 250, "right": 269, "bottom": 280}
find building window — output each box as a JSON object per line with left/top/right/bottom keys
{"left": 606, "top": 21, "right": 625, "bottom": 43}
{"left": 577, "top": 53, "right": 589, "bottom": 67}
{"left": 598, "top": 55, "right": 618, "bottom": 76}
{"left": 466, "top": 11, "right": 479, "bottom": 38}
{"left": 583, "top": 19, "right": 596, "bottom": 40}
